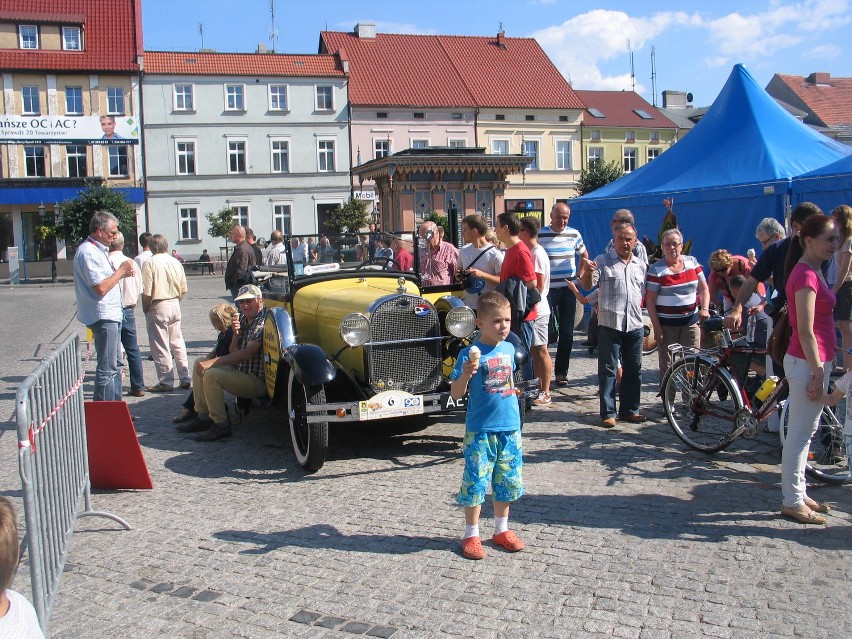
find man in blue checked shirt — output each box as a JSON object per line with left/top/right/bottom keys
{"left": 539, "top": 202, "right": 589, "bottom": 386}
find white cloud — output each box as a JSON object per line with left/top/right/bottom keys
{"left": 804, "top": 43, "right": 844, "bottom": 59}
{"left": 532, "top": 10, "right": 698, "bottom": 90}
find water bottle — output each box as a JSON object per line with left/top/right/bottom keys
{"left": 746, "top": 314, "right": 756, "bottom": 343}
{"left": 754, "top": 376, "right": 779, "bottom": 402}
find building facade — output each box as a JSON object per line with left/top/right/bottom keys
{"left": 766, "top": 72, "right": 852, "bottom": 146}
{"left": 142, "top": 51, "right": 350, "bottom": 259}
{"left": 321, "top": 25, "right": 584, "bottom": 227}
{"left": 0, "top": 0, "right": 144, "bottom": 279}
{"left": 575, "top": 90, "right": 679, "bottom": 175}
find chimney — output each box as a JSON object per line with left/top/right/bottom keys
{"left": 355, "top": 22, "right": 376, "bottom": 39}
{"left": 256, "top": 43, "right": 267, "bottom": 54}
{"left": 337, "top": 47, "right": 350, "bottom": 73}
{"left": 496, "top": 31, "right": 506, "bottom": 48}
{"left": 806, "top": 72, "right": 831, "bottom": 85}
{"left": 662, "top": 90, "right": 687, "bottom": 109}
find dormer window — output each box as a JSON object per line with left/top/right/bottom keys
{"left": 62, "top": 26, "right": 82, "bottom": 51}
{"left": 19, "top": 25, "right": 38, "bottom": 49}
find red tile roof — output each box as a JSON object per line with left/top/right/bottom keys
{"left": 144, "top": 51, "right": 345, "bottom": 77}
{"left": 0, "top": 0, "right": 142, "bottom": 72}
{"left": 320, "top": 31, "right": 583, "bottom": 110}
{"left": 574, "top": 90, "right": 679, "bottom": 128}
{"left": 772, "top": 73, "right": 852, "bottom": 126}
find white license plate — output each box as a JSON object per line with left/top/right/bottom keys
{"left": 357, "top": 390, "right": 424, "bottom": 421}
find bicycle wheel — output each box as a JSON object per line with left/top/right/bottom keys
{"left": 779, "top": 403, "right": 851, "bottom": 485}
{"left": 661, "top": 355, "right": 742, "bottom": 453}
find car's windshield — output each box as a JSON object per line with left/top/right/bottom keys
{"left": 282, "top": 231, "right": 418, "bottom": 280}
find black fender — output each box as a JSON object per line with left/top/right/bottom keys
{"left": 282, "top": 344, "right": 336, "bottom": 388}
{"left": 505, "top": 331, "right": 530, "bottom": 368}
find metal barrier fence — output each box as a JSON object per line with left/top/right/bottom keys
{"left": 16, "top": 333, "right": 130, "bottom": 634}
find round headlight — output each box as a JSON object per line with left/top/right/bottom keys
{"left": 340, "top": 313, "right": 370, "bottom": 346}
{"left": 446, "top": 306, "right": 476, "bottom": 338}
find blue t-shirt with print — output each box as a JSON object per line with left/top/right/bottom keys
{"left": 451, "top": 340, "right": 519, "bottom": 433}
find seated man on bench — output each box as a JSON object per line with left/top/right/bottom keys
{"left": 198, "top": 249, "right": 214, "bottom": 274}
{"left": 178, "top": 284, "right": 268, "bottom": 441}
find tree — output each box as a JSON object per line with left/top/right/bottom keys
{"left": 576, "top": 159, "right": 624, "bottom": 196}
{"left": 423, "top": 211, "right": 449, "bottom": 238}
{"left": 325, "top": 198, "right": 370, "bottom": 234}
{"left": 206, "top": 207, "right": 237, "bottom": 243}
{"left": 57, "top": 183, "right": 136, "bottom": 245}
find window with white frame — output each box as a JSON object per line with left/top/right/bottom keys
{"left": 273, "top": 204, "right": 292, "bottom": 234}
{"left": 25, "top": 146, "right": 46, "bottom": 177}
{"left": 108, "top": 146, "right": 129, "bottom": 177}
{"left": 522, "top": 140, "right": 539, "bottom": 170}
{"left": 62, "top": 26, "right": 81, "bottom": 50}
{"left": 315, "top": 86, "right": 333, "bottom": 110}
{"left": 268, "top": 84, "right": 288, "bottom": 111}
{"left": 590, "top": 129, "right": 601, "bottom": 142}
{"left": 19, "top": 25, "right": 38, "bottom": 49}
{"left": 318, "top": 139, "right": 335, "bottom": 172}
{"left": 374, "top": 139, "right": 390, "bottom": 159}
{"left": 67, "top": 145, "right": 87, "bottom": 178}
{"left": 174, "top": 84, "right": 194, "bottom": 111}
{"left": 625, "top": 130, "right": 635, "bottom": 142}
{"left": 107, "top": 87, "right": 125, "bottom": 114}
{"left": 231, "top": 206, "right": 249, "bottom": 227}
{"left": 178, "top": 207, "right": 199, "bottom": 240}
{"left": 650, "top": 130, "right": 660, "bottom": 142}
{"left": 411, "top": 139, "right": 429, "bottom": 149}
{"left": 448, "top": 139, "right": 466, "bottom": 148}
{"left": 65, "top": 86, "right": 83, "bottom": 114}
{"left": 225, "top": 85, "right": 245, "bottom": 111}
{"left": 22, "top": 86, "right": 40, "bottom": 115}
{"left": 271, "top": 139, "right": 290, "bottom": 173}
{"left": 556, "top": 140, "right": 572, "bottom": 170}
{"left": 491, "top": 139, "right": 509, "bottom": 155}
{"left": 623, "top": 147, "right": 637, "bottom": 173}
{"left": 588, "top": 147, "right": 603, "bottom": 165}
{"left": 176, "top": 141, "right": 196, "bottom": 175}
{"left": 647, "top": 148, "right": 661, "bottom": 162}
{"left": 228, "top": 140, "right": 246, "bottom": 173}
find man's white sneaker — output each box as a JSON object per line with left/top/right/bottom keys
{"left": 532, "top": 392, "right": 552, "bottom": 406}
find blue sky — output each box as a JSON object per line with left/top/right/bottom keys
{"left": 141, "top": 0, "right": 851, "bottom": 107}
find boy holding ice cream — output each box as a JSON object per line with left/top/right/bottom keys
{"left": 450, "top": 291, "right": 525, "bottom": 560}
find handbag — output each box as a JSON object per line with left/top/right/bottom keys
{"left": 766, "top": 303, "right": 791, "bottom": 368}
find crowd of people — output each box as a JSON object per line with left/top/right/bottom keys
{"left": 71, "top": 201, "right": 851, "bottom": 546}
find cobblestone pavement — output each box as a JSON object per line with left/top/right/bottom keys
{"left": 1, "top": 276, "right": 850, "bottom": 638}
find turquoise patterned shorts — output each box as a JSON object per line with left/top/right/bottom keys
{"left": 456, "top": 430, "right": 524, "bottom": 507}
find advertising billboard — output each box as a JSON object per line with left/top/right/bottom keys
{"left": 0, "top": 115, "right": 139, "bottom": 145}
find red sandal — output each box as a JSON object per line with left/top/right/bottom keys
{"left": 492, "top": 530, "right": 525, "bottom": 552}
{"left": 461, "top": 536, "right": 486, "bottom": 560}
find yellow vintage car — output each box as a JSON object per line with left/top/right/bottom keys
{"left": 257, "top": 231, "right": 537, "bottom": 472}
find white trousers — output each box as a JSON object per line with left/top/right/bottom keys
{"left": 146, "top": 299, "right": 190, "bottom": 385}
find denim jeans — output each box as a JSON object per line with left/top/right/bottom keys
{"left": 122, "top": 306, "right": 145, "bottom": 392}
{"left": 90, "top": 320, "right": 123, "bottom": 401}
{"left": 547, "top": 287, "right": 577, "bottom": 377}
{"left": 598, "top": 325, "right": 643, "bottom": 419}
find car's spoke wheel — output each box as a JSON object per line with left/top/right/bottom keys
{"left": 287, "top": 369, "right": 329, "bottom": 472}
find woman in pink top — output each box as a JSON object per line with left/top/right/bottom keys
{"left": 782, "top": 215, "right": 838, "bottom": 524}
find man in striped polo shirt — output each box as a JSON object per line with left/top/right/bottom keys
{"left": 539, "top": 202, "right": 589, "bottom": 386}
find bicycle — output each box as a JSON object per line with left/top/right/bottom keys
{"left": 661, "top": 317, "right": 787, "bottom": 453}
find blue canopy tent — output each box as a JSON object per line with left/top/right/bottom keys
{"left": 791, "top": 154, "right": 852, "bottom": 213}
{"left": 569, "top": 64, "right": 850, "bottom": 265}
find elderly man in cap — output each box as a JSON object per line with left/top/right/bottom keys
{"left": 179, "top": 284, "right": 269, "bottom": 441}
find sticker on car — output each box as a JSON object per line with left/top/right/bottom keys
{"left": 358, "top": 390, "right": 424, "bottom": 421}
{"left": 413, "top": 304, "right": 430, "bottom": 317}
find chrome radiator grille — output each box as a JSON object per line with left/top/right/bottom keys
{"left": 366, "top": 295, "right": 443, "bottom": 394}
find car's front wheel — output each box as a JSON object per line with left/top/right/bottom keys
{"left": 287, "top": 368, "right": 329, "bottom": 472}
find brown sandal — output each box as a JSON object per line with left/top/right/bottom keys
{"left": 780, "top": 504, "right": 826, "bottom": 525}
{"left": 804, "top": 498, "right": 831, "bottom": 514}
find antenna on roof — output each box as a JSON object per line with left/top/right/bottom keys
{"left": 650, "top": 46, "right": 657, "bottom": 107}
{"left": 499, "top": 21, "right": 504, "bottom": 32}
{"left": 269, "top": 0, "right": 278, "bottom": 52}
{"left": 198, "top": 23, "right": 204, "bottom": 50}
{"left": 627, "top": 40, "right": 635, "bottom": 92}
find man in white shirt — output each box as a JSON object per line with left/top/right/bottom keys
{"left": 519, "top": 216, "right": 553, "bottom": 406}
{"left": 265, "top": 230, "right": 288, "bottom": 266}
{"left": 134, "top": 232, "right": 152, "bottom": 270}
{"left": 108, "top": 232, "right": 146, "bottom": 396}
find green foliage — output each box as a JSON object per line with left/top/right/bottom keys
{"left": 206, "top": 207, "right": 238, "bottom": 241}
{"left": 423, "top": 211, "right": 449, "bottom": 237}
{"left": 325, "top": 198, "right": 370, "bottom": 234}
{"left": 642, "top": 203, "right": 693, "bottom": 264}
{"left": 576, "top": 159, "right": 624, "bottom": 196}
{"left": 57, "top": 183, "right": 136, "bottom": 244}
